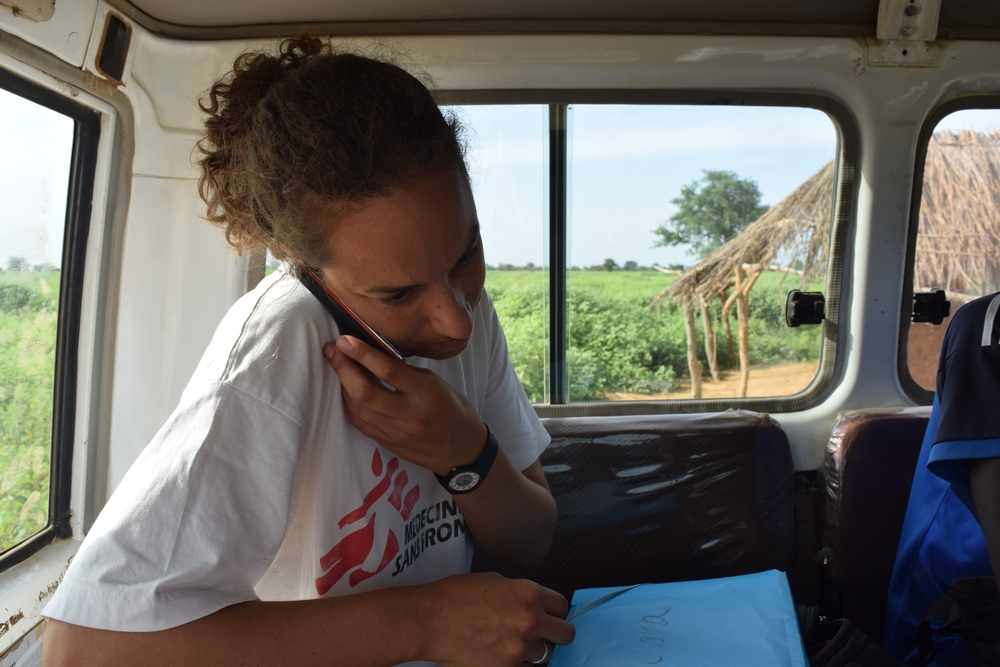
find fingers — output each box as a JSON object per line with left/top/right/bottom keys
{"left": 531, "top": 585, "right": 575, "bottom": 648}
{"left": 536, "top": 585, "right": 570, "bottom": 620}
{"left": 333, "top": 336, "right": 408, "bottom": 389}
{"left": 324, "top": 340, "right": 399, "bottom": 412}
{"left": 523, "top": 640, "right": 552, "bottom": 665}
{"left": 538, "top": 613, "right": 576, "bottom": 648}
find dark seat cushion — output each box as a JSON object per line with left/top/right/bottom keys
{"left": 821, "top": 408, "right": 929, "bottom": 586}
{"left": 473, "top": 410, "right": 795, "bottom": 597}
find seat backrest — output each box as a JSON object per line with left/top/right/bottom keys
{"left": 473, "top": 410, "right": 796, "bottom": 597}
{"left": 821, "top": 408, "right": 929, "bottom": 586}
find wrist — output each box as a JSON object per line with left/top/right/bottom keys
{"left": 409, "top": 579, "right": 449, "bottom": 663}
{"left": 435, "top": 421, "right": 489, "bottom": 476}
{"left": 382, "top": 584, "right": 436, "bottom": 664}
{"left": 435, "top": 424, "right": 498, "bottom": 494}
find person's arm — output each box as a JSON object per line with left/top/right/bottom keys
{"left": 43, "top": 572, "right": 574, "bottom": 667}
{"left": 325, "top": 337, "right": 556, "bottom": 571}
{"left": 969, "top": 456, "right": 1000, "bottom": 589}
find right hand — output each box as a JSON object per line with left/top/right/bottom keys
{"left": 419, "top": 572, "right": 576, "bottom": 666}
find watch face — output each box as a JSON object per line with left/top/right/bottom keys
{"left": 449, "top": 471, "right": 482, "bottom": 493}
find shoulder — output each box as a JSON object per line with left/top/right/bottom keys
{"left": 943, "top": 292, "right": 1000, "bottom": 352}
{"left": 185, "top": 268, "right": 339, "bottom": 420}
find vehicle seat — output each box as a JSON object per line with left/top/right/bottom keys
{"left": 473, "top": 410, "right": 796, "bottom": 598}
{"left": 819, "top": 407, "right": 929, "bottom": 641}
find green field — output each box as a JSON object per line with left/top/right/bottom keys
{"left": 0, "top": 265, "right": 821, "bottom": 551}
{"left": 485, "top": 269, "right": 823, "bottom": 402}
{"left": 0, "top": 270, "right": 59, "bottom": 552}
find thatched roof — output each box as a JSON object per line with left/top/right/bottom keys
{"left": 915, "top": 129, "right": 1000, "bottom": 295}
{"left": 654, "top": 129, "right": 1000, "bottom": 306}
{"left": 654, "top": 161, "right": 834, "bottom": 305}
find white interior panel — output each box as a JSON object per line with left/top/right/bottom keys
{"left": 107, "top": 175, "right": 246, "bottom": 493}
{"left": 0, "top": 0, "right": 98, "bottom": 68}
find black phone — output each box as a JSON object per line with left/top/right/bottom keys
{"left": 295, "top": 264, "right": 404, "bottom": 361}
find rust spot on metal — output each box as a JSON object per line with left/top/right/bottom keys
{"left": 37, "top": 556, "right": 72, "bottom": 603}
{"left": 0, "top": 610, "right": 25, "bottom": 637}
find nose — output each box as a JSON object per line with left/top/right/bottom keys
{"left": 426, "top": 281, "right": 475, "bottom": 340}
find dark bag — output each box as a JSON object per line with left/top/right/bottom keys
{"left": 798, "top": 605, "right": 898, "bottom": 667}
{"left": 920, "top": 576, "right": 1000, "bottom": 666}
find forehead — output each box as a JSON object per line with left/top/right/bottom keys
{"left": 323, "top": 169, "right": 476, "bottom": 287}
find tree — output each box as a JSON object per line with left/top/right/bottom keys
{"left": 602, "top": 258, "right": 618, "bottom": 272}
{"left": 653, "top": 170, "right": 769, "bottom": 258}
{"left": 6, "top": 256, "right": 28, "bottom": 272}
{"left": 623, "top": 260, "right": 638, "bottom": 271}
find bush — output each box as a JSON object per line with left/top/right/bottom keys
{"left": 0, "top": 273, "right": 58, "bottom": 551}
{"left": 487, "top": 269, "right": 822, "bottom": 402}
{"left": 0, "top": 284, "right": 43, "bottom": 312}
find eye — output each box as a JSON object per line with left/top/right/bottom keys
{"left": 381, "top": 289, "right": 411, "bottom": 305}
{"left": 455, "top": 238, "right": 481, "bottom": 267}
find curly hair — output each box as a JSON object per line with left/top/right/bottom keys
{"left": 196, "top": 35, "right": 466, "bottom": 268}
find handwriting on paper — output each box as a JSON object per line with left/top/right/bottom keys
{"left": 638, "top": 606, "right": 670, "bottom": 663}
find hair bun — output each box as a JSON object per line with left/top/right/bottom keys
{"left": 197, "top": 35, "right": 466, "bottom": 268}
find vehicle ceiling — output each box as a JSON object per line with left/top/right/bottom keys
{"left": 112, "top": 0, "right": 1000, "bottom": 39}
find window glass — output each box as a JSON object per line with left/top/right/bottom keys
{"left": 452, "top": 103, "right": 838, "bottom": 404}
{"left": 0, "top": 87, "right": 74, "bottom": 552}
{"left": 568, "top": 105, "right": 837, "bottom": 401}
{"left": 907, "top": 108, "right": 1000, "bottom": 390}
{"left": 461, "top": 105, "right": 548, "bottom": 402}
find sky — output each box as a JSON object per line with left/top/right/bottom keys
{"left": 458, "top": 104, "right": 1000, "bottom": 270}
{"left": 1, "top": 91, "right": 998, "bottom": 272}
{"left": 0, "top": 87, "right": 73, "bottom": 269}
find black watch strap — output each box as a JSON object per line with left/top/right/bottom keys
{"left": 435, "top": 425, "right": 499, "bottom": 494}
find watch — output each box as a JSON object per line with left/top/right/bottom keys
{"left": 435, "top": 425, "right": 499, "bottom": 494}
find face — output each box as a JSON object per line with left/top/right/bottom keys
{"left": 317, "top": 168, "right": 485, "bottom": 360}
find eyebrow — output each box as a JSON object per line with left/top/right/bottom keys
{"left": 364, "top": 223, "right": 481, "bottom": 297}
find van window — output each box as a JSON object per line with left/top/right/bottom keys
{"left": 462, "top": 105, "right": 548, "bottom": 401}
{"left": 0, "top": 86, "right": 74, "bottom": 554}
{"left": 459, "top": 103, "right": 838, "bottom": 404}
{"left": 0, "top": 70, "right": 99, "bottom": 568}
{"left": 906, "top": 107, "right": 1000, "bottom": 391}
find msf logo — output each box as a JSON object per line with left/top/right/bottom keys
{"left": 315, "top": 448, "right": 420, "bottom": 595}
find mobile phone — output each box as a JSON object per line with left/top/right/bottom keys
{"left": 295, "top": 263, "right": 404, "bottom": 361}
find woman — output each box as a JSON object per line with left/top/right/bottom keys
{"left": 42, "top": 36, "right": 575, "bottom": 667}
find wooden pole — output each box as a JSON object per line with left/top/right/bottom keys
{"left": 700, "top": 294, "right": 719, "bottom": 381}
{"left": 682, "top": 296, "right": 703, "bottom": 399}
{"left": 721, "top": 291, "right": 735, "bottom": 369}
{"left": 735, "top": 265, "right": 751, "bottom": 398}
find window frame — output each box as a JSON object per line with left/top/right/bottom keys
{"left": 437, "top": 89, "right": 859, "bottom": 417}
{"left": 898, "top": 95, "right": 1000, "bottom": 405}
{"left": 0, "top": 67, "right": 101, "bottom": 573}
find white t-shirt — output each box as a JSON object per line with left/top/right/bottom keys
{"left": 44, "top": 269, "right": 549, "bottom": 654}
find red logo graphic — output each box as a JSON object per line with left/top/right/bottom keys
{"left": 315, "top": 448, "right": 420, "bottom": 595}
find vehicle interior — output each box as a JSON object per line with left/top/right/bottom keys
{"left": 2, "top": 0, "right": 1000, "bottom": 662}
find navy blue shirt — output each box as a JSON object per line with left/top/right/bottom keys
{"left": 886, "top": 293, "right": 1000, "bottom": 666}
{"left": 928, "top": 292, "right": 1000, "bottom": 514}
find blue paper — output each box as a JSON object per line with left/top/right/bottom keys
{"left": 550, "top": 570, "right": 808, "bottom": 667}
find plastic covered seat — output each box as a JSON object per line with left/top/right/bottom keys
{"left": 473, "top": 410, "right": 795, "bottom": 596}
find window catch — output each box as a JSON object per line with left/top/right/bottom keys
{"left": 785, "top": 290, "right": 826, "bottom": 327}
{"left": 912, "top": 288, "right": 951, "bottom": 325}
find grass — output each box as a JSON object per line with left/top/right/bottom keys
{"left": 0, "top": 270, "right": 60, "bottom": 553}
{"left": 485, "top": 268, "right": 823, "bottom": 402}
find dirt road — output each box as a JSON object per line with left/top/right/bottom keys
{"left": 603, "top": 361, "right": 819, "bottom": 401}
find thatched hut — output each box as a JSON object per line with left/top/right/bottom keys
{"left": 915, "top": 129, "right": 1000, "bottom": 296}
{"left": 653, "top": 129, "right": 1000, "bottom": 399}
